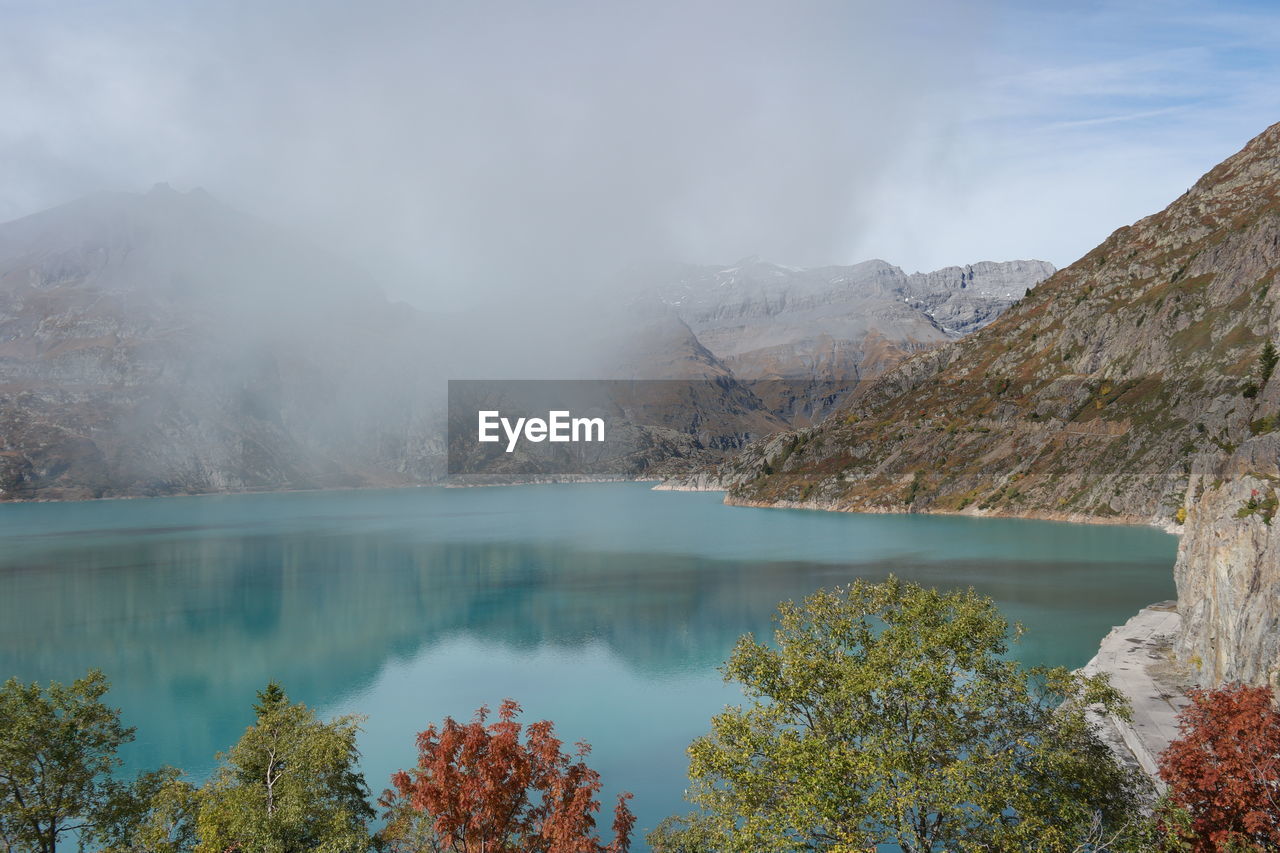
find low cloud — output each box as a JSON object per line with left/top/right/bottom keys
{"left": 1, "top": 0, "right": 1278, "bottom": 311}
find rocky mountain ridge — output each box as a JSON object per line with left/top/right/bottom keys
{"left": 652, "top": 256, "right": 1054, "bottom": 382}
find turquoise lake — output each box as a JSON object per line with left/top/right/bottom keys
{"left": 0, "top": 483, "right": 1178, "bottom": 844}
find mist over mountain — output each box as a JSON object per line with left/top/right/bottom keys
{"left": 0, "top": 184, "right": 444, "bottom": 498}
{"left": 0, "top": 185, "right": 1041, "bottom": 498}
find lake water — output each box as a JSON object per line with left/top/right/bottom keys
{"left": 0, "top": 483, "right": 1178, "bottom": 845}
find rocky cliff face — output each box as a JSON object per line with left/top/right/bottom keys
{"left": 694, "top": 122, "right": 1280, "bottom": 686}
{"left": 653, "top": 256, "right": 1054, "bottom": 382}
{"left": 903, "top": 260, "right": 1057, "bottom": 337}
{"left": 1174, "top": 432, "right": 1280, "bottom": 690}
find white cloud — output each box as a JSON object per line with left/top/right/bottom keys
{"left": 1, "top": 0, "right": 1278, "bottom": 302}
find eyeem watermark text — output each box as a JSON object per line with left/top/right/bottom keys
{"left": 478, "top": 410, "right": 606, "bottom": 452}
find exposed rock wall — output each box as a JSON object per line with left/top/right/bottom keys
{"left": 653, "top": 256, "right": 1054, "bottom": 382}
{"left": 904, "top": 259, "right": 1057, "bottom": 336}
{"left": 1175, "top": 433, "right": 1280, "bottom": 689}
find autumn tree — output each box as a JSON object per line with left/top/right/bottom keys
{"left": 650, "top": 578, "right": 1151, "bottom": 853}
{"left": 379, "top": 699, "right": 635, "bottom": 853}
{"left": 194, "top": 683, "right": 375, "bottom": 853}
{"left": 1158, "top": 683, "right": 1280, "bottom": 851}
{"left": 0, "top": 669, "right": 147, "bottom": 853}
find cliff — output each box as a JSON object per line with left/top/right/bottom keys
{"left": 693, "top": 122, "right": 1280, "bottom": 687}
{"left": 1175, "top": 433, "right": 1280, "bottom": 690}
{"left": 652, "top": 256, "right": 1054, "bottom": 383}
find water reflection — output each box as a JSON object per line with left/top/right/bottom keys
{"left": 0, "top": 485, "right": 1177, "bottom": 840}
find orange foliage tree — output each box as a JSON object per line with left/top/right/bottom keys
{"left": 379, "top": 699, "right": 634, "bottom": 853}
{"left": 1158, "top": 684, "right": 1280, "bottom": 850}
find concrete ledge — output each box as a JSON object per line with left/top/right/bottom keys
{"left": 1079, "top": 602, "right": 1191, "bottom": 790}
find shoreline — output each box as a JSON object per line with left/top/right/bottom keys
{"left": 444, "top": 476, "right": 662, "bottom": 488}
{"left": 2, "top": 477, "right": 1183, "bottom": 538}
{"left": 6, "top": 478, "right": 689, "bottom": 505}
{"left": 716, "top": 491, "right": 1183, "bottom": 536}
{"left": 0, "top": 477, "right": 667, "bottom": 506}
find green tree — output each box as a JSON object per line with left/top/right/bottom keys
{"left": 0, "top": 670, "right": 138, "bottom": 853}
{"left": 98, "top": 767, "right": 199, "bottom": 853}
{"left": 252, "top": 682, "right": 288, "bottom": 720}
{"left": 649, "top": 579, "right": 1151, "bottom": 853}
{"left": 1260, "top": 340, "right": 1279, "bottom": 386}
{"left": 194, "top": 685, "right": 374, "bottom": 853}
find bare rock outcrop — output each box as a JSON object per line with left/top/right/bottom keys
{"left": 651, "top": 256, "right": 1054, "bottom": 384}
{"left": 1175, "top": 432, "right": 1280, "bottom": 689}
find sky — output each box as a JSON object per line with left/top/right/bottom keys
{"left": 1, "top": 0, "right": 1279, "bottom": 308}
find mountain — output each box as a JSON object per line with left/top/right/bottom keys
{"left": 0, "top": 189, "right": 797, "bottom": 495}
{"left": 692, "top": 121, "right": 1280, "bottom": 688}
{"left": 445, "top": 302, "right": 793, "bottom": 482}
{"left": 643, "top": 256, "right": 1052, "bottom": 425}
{"left": 0, "top": 182, "right": 1051, "bottom": 497}
{"left": 0, "top": 184, "right": 445, "bottom": 499}
{"left": 653, "top": 256, "right": 1055, "bottom": 381}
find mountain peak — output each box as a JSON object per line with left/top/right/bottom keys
{"left": 140, "top": 182, "right": 221, "bottom": 213}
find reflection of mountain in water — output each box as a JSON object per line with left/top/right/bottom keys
{"left": 1, "top": 517, "right": 1172, "bottom": 775}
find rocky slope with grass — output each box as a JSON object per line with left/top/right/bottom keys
{"left": 687, "top": 121, "right": 1280, "bottom": 688}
